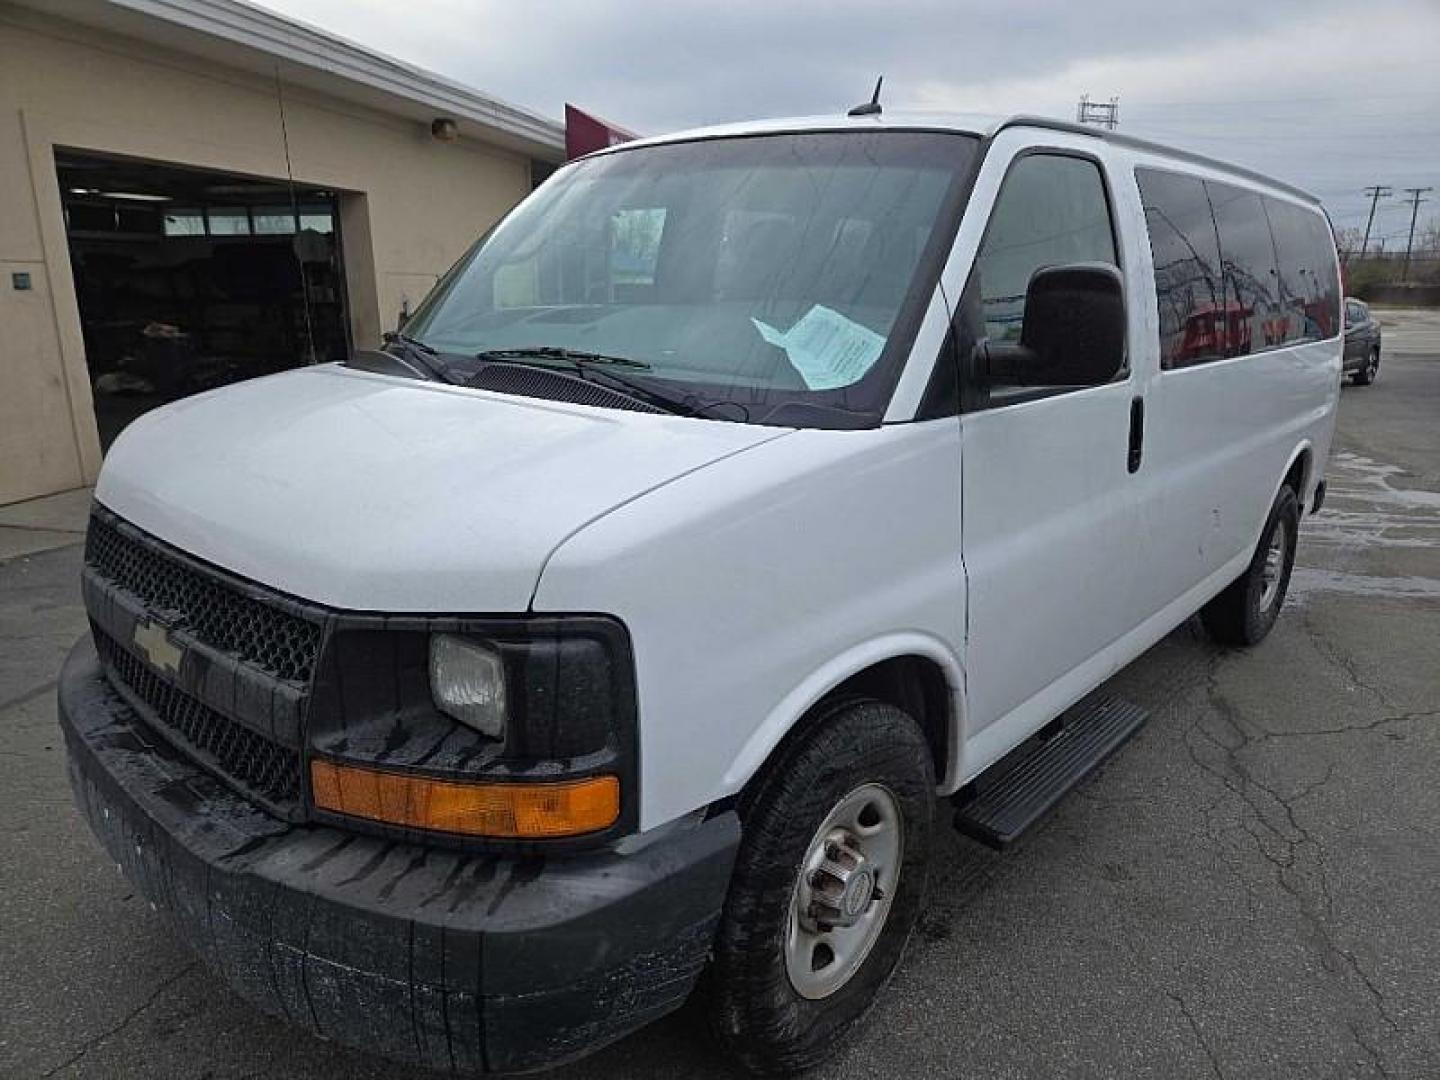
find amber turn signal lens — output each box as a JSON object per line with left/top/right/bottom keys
{"left": 310, "top": 760, "right": 620, "bottom": 838}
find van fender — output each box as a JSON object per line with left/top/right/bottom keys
{"left": 1223, "top": 438, "right": 1313, "bottom": 573}
{"left": 1283, "top": 439, "right": 1315, "bottom": 497}
{"left": 721, "top": 632, "right": 968, "bottom": 798}
{"left": 1259, "top": 439, "right": 1314, "bottom": 543}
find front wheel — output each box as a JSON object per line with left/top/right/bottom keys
{"left": 709, "top": 699, "right": 935, "bottom": 1074}
{"left": 1201, "top": 485, "right": 1300, "bottom": 646}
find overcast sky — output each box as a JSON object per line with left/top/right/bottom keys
{"left": 258, "top": 0, "right": 1440, "bottom": 247}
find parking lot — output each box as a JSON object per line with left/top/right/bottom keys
{"left": 2, "top": 309, "right": 1437, "bottom": 1079}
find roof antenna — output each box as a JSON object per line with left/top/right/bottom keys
{"left": 848, "top": 76, "right": 884, "bottom": 118}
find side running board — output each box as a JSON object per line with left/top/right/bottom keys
{"left": 952, "top": 696, "right": 1149, "bottom": 849}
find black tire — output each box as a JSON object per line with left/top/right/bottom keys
{"left": 709, "top": 698, "right": 935, "bottom": 1075}
{"left": 1353, "top": 348, "right": 1379, "bottom": 385}
{"left": 1201, "top": 485, "right": 1300, "bottom": 646}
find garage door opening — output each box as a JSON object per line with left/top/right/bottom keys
{"left": 56, "top": 151, "right": 351, "bottom": 450}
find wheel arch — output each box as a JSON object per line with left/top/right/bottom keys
{"left": 1281, "top": 441, "right": 1314, "bottom": 502}
{"left": 1235, "top": 441, "right": 1313, "bottom": 557}
{"left": 722, "top": 634, "right": 966, "bottom": 801}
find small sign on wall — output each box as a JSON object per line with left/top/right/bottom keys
{"left": 12, "top": 271, "right": 32, "bottom": 291}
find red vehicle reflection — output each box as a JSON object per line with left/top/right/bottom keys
{"left": 1176, "top": 301, "right": 1252, "bottom": 362}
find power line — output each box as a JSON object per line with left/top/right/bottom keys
{"left": 1128, "top": 86, "right": 1440, "bottom": 109}
{"left": 1361, "top": 186, "right": 1393, "bottom": 256}
{"left": 1127, "top": 129, "right": 1440, "bottom": 154}
{"left": 1134, "top": 107, "right": 1440, "bottom": 124}
{"left": 1401, "top": 187, "right": 1434, "bottom": 281}
{"left": 1130, "top": 129, "right": 1440, "bottom": 142}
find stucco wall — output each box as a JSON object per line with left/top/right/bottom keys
{"left": 0, "top": 6, "right": 535, "bottom": 505}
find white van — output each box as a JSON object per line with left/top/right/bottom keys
{"left": 60, "top": 111, "right": 1341, "bottom": 1074}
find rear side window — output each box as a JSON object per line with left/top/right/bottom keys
{"left": 1138, "top": 168, "right": 1340, "bottom": 367}
{"left": 1299, "top": 205, "right": 1340, "bottom": 339}
{"left": 1136, "top": 170, "right": 1225, "bottom": 368}
{"left": 1265, "top": 198, "right": 1339, "bottom": 342}
{"left": 1206, "top": 183, "right": 1283, "bottom": 356}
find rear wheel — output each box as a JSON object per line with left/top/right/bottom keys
{"left": 1201, "top": 485, "right": 1300, "bottom": 646}
{"left": 709, "top": 698, "right": 934, "bottom": 1074}
{"left": 1353, "top": 348, "right": 1379, "bottom": 385}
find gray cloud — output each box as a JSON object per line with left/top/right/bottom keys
{"left": 260, "top": 0, "right": 1440, "bottom": 240}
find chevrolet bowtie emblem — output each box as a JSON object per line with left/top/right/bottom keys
{"left": 133, "top": 619, "right": 183, "bottom": 675}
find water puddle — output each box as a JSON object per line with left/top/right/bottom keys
{"left": 1289, "top": 567, "right": 1440, "bottom": 602}
{"left": 1323, "top": 451, "right": 1440, "bottom": 511}
{"left": 1295, "top": 450, "right": 1440, "bottom": 601}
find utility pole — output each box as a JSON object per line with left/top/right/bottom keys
{"left": 1076, "top": 94, "right": 1119, "bottom": 130}
{"left": 1401, "top": 187, "right": 1433, "bottom": 282}
{"left": 1360, "top": 185, "right": 1391, "bottom": 256}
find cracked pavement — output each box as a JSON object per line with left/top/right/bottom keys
{"left": 2, "top": 310, "right": 1438, "bottom": 1078}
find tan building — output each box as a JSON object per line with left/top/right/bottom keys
{"left": 0, "top": 0, "right": 564, "bottom": 506}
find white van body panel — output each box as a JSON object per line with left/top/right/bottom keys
{"left": 1112, "top": 145, "right": 1341, "bottom": 626}
{"left": 1135, "top": 341, "right": 1336, "bottom": 611}
{"left": 936, "top": 128, "right": 1152, "bottom": 761}
{"left": 883, "top": 288, "right": 955, "bottom": 422}
{"left": 87, "top": 112, "right": 1343, "bottom": 839}
{"left": 96, "top": 364, "right": 788, "bottom": 612}
{"left": 534, "top": 421, "right": 964, "bottom": 830}
{"left": 925, "top": 131, "right": 1341, "bottom": 783}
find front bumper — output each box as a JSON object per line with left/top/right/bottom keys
{"left": 58, "top": 637, "right": 739, "bottom": 1074}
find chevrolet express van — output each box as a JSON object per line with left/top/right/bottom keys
{"left": 59, "top": 112, "right": 1341, "bottom": 1074}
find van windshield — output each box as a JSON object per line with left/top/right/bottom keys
{"left": 403, "top": 130, "right": 977, "bottom": 427}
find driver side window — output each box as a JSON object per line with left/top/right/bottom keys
{"left": 974, "top": 153, "right": 1119, "bottom": 345}
{"left": 955, "top": 152, "right": 1124, "bottom": 412}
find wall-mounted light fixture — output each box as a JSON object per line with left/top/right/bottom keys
{"left": 430, "top": 118, "right": 459, "bottom": 142}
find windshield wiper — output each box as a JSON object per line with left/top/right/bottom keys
{"left": 382, "top": 331, "right": 456, "bottom": 384}
{"left": 472, "top": 347, "right": 737, "bottom": 419}
{"left": 475, "top": 346, "right": 651, "bottom": 370}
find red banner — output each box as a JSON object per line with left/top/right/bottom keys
{"left": 565, "top": 104, "right": 638, "bottom": 160}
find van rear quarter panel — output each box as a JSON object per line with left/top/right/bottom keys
{"left": 532, "top": 421, "right": 964, "bottom": 832}
{"left": 1135, "top": 340, "right": 1337, "bottom": 618}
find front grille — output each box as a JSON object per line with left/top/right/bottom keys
{"left": 95, "top": 628, "right": 302, "bottom": 808}
{"left": 86, "top": 512, "right": 322, "bottom": 683}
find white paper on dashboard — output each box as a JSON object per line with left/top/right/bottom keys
{"left": 751, "top": 305, "right": 885, "bottom": 390}
{"left": 751, "top": 318, "right": 790, "bottom": 350}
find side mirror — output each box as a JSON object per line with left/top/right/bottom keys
{"left": 980, "top": 263, "right": 1126, "bottom": 387}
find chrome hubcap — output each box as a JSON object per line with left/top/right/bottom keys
{"left": 1260, "top": 519, "right": 1289, "bottom": 611}
{"left": 786, "top": 783, "right": 902, "bottom": 1000}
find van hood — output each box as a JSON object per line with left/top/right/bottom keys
{"left": 96, "top": 365, "right": 788, "bottom": 612}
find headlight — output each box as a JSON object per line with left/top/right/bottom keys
{"left": 307, "top": 615, "right": 637, "bottom": 846}
{"left": 429, "top": 633, "right": 506, "bottom": 737}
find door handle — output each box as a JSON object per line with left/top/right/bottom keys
{"left": 1127, "top": 396, "right": 1144, "bottom": 474}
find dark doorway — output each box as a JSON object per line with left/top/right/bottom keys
{"left": 56, "top": 151, "right": 351, "bottom": 450}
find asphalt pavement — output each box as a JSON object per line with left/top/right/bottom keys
{"left": 2, "top": 310, "right": 1437, "bottom": 1079}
